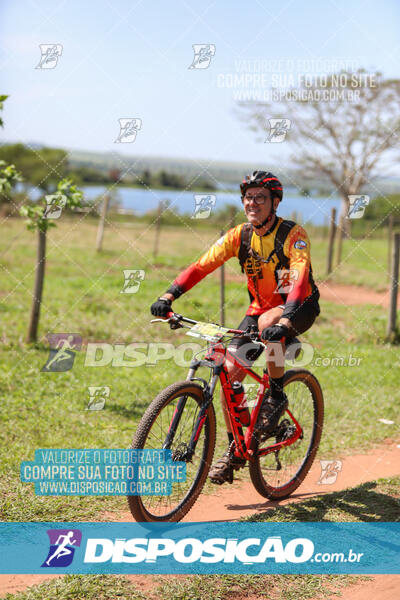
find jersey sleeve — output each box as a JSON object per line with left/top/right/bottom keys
{"left": 166, "top": 225, "right": 242, "bottom": 298}
{"left": 281, "top": 225, "right": 312, "bottom": 320}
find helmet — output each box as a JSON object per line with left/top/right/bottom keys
{"left": 240, "top": 171, "right": 283, "bottom": 201}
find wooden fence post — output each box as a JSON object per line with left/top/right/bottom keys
{"left": 326, "top": 208, "right": 337, "bottom": 275}
{"left": 229, "top": 206, "right": 237, "bottom": 229}
{"left": 387, "top": 232, "right": 400, "bottom": 340}
{"left": 388, "top": 214, "right": 394, "bottom": 281}
{"left": 336, "top": 215, "right": 344, "bottom": 266}
{"left": 153, "top": 200, "right": 163, "bottom": 260}
{"left": 220, "top": 229, "right": 225, "bottom": 326}
{"left": 96, "top": 194, "right": 110, "bottom": 252}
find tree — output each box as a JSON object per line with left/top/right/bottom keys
{"left": 0, "top": 94, "right": 7, "bottom": 127}
{"left": 0, "top": 143, "right": 68, "bottom": 192}
{"left": 20, "top": 179, "right": 83, "bottom": 343}
{"left": 0, "top": 98, "right": 23, "bottom": 216}
{"left": 141, "top": 169, "right": 152, "bottom": 187}
{"left": 0, "top": 161, "right": 22, "bottom": 197}
{"left": 239, "top": 70, "right": 400, "bottom": 234}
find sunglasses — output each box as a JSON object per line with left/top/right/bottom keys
{"left": 242, "top": 193, "right": 270, "bottom": 205}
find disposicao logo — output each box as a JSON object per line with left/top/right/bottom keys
{"left": 42, "top": 529, "right": 82, "bottom": 567}
{"left": 83, "top": 536, "right": 314, "bottom": 564}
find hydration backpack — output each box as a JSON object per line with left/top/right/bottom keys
{"left": 238, "top": 219, "right": 296, "bottom": 272}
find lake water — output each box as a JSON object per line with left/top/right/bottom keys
{"left": 83, "top": 186, "right": 343, "bottom": 226}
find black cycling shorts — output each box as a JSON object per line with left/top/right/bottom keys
{"left": 228, "top": 299, "right": 320, "bottom": 366}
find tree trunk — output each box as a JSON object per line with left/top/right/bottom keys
{"left": 27, "top": 228, "right": 46, "bottom": 343}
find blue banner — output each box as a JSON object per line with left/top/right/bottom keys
{"left": 20, "top": 449, "right": 186, "bottom": 496}
{"left": 0, "top": 522, "right": 399, "bottom": 574}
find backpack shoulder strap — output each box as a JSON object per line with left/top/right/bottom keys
{"left": 238, "top": 223, "right": 253, "bottom": 272}
{"left": 274, "top": 219, "right": 296, "bottom": 268}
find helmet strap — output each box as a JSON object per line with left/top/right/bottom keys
{"left": 253, "top": 207, "right": 275, "bottom": 230}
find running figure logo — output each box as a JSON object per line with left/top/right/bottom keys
{"left": 115, "top": 118, "right": 142, "bottom": 143}
{"left": 347, "top": 195, "right": 370, "bottom": 219}
{"left": 120, "top": 269, "right": 145, "bottom": 294}
{"left": 317, "top": 460, "right": 343, "bottom": 484}
{"left": 86, "top": 386, "right": 110, "bottom": 410}
{"left": 41, "top": 334, "right": 82, "bottom": 372}
{"left": 192, "top": 195, "right": 216, "bottom": 219}
{"left": 188, "top": 44, "right": 216, "bottom": 69}
{"left": 36, "top": 44, "right": 63, "bottom": 69}
{"left": 44, "top": 194, "right": 67, "bottom": 219}
{"left": 265, "top": 119, "right": 291, "bottom": 143}
{"left": 274, "top": 269, "right": 299, "bottom": 294}
{"left": 42, "top": 529, "right": 82, "bottom": 567}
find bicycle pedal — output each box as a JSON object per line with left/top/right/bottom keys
{"left": 209, "top": 475, "right": 234, "bottom": 485}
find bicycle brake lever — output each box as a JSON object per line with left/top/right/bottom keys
{"left": 150, "top": 318, "right": 170, "bottom": 324}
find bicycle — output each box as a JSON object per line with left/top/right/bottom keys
{"left": 128, "top": 311, "right": 324, "bottom": 522}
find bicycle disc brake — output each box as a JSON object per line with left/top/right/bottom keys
{"left": 273, "top": 419, "right": 297, "bottom": 470}
{"left": 171, "top": 443, "right": 193, "bottom": 462}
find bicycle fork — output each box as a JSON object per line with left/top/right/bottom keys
{"left": 163, "top": 363, "right": 219, "bottom": 461}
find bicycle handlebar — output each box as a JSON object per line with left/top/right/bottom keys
{"left": 157, "top": 311, "right": 261, "bottom": 340}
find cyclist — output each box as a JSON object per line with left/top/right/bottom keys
{"left": 151, "top": 171, "right": 320, "bottom": 484}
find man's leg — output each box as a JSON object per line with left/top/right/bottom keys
{"left": 256, "top": 300, "right": 319, "bottom": 437}
{"left": 209, "top": 316, "right": 259, "bottom": 484}
{"left": 258, "top": 306, "right": 286, "bottom": 399}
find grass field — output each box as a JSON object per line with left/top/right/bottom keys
{"left": 0, "top": 217, "right": 399, "bottom": 522}
{"left": 1, "top": 216, "right": 398, "bottom": 600}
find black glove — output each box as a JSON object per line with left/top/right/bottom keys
{"left": 150, "top": 298, "right": 172, "bottom": 317}
{"left": 261, "top": 324, "right": 289, "bottom": 342}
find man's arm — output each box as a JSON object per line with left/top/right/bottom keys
{"left": 161, "top": 226, "right": 242, "bottom": 302}
{"left": 279, "top": 225, "right": 312, "bottom": 324}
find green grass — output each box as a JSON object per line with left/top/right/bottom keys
{"left": 2, "top": 573, "right": 368, "bottom": 600}
{"left": 3, "top": 575, "right": 147, "bottom": 600}
{"left": 152, "top": 574, "right": 368, "bottom": 600}
{"left": 0, "top": 218, "right": 399, "bottom": 522}
{"left": 310, "top": 237, "right": 391, "bottom": 291}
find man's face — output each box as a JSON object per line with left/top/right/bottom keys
{"left": 242, "top": 187, "right": 277, "bottom": 226}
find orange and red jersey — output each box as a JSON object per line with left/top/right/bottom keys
{"left": 167, "top": 217, "right": 319, "bottom": 319}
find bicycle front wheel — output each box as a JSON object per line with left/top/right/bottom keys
{"left": 249, "top": 369, "right": 324, "bottom": 500}
{"left": 127, "top": 381, "right": 216, "bottom": 522}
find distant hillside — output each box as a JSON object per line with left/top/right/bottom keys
{"left": 7, "top": 143, "right": 400, "bottom": 195}
{"left": 67, "top": 149, "right": 272, "bottom": 185}
{"left": 66, "top": 149, "right": 400, "bottom": 195}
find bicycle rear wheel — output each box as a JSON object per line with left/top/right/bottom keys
{"left": 127, "top": 381, "right": 216, "bottom": 522}
{"left": 249, "top": 369, "right": 323, "bottom": 500}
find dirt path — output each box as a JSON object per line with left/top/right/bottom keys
{"left": 1, "top": 441, "right": 399, "bottom": 599}
{"left": 324, "top": 574, "right": 399, "bottom": 600}
{"left": 123, "top": 439, "right": 400, "bottom": 523}
{"left": 223, "top": 274, "right": 396, "bottom": 308}
{"left": 317, "top": 281, "right": 395, "bottom": 308}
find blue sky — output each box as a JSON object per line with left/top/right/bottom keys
{"left": 1, "top": 0, "right": 399, "bottom": 164}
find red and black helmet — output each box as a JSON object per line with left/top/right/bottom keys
{"left": 240, "top": 171, "right": 283, "bottom": 201}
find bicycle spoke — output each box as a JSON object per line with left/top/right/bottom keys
{"left": 250, "top": 371, "right": 323, "bottom": 499}
{"left": 136, "top": 393, "right": 209, "bottom": 518}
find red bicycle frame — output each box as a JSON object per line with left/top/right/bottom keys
{"left": 159, "top": 312, "right": 303, "bottom": 463}
{"left": 203, "top": 342, "right": 302, "bottom": 461}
